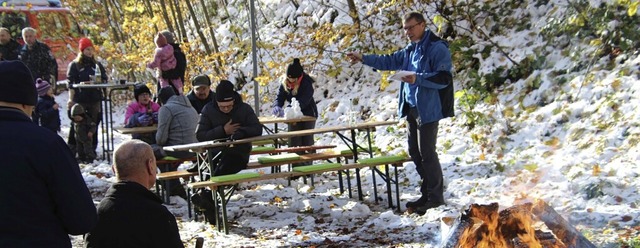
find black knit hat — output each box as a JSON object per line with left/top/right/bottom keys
{"left": 158, "top": 86, "right": 175, "bottom": 105}
{"left": 215, "top": 80, "right": 235, "bottom": 102}
{"left": 286, "top": 58, "right": 303, "bottom": 78}
{"left": 133, "top": 83, "right": 152, "bottom": 102}
{"left": 0, "top": 61, "right": 36, "bottom": 106}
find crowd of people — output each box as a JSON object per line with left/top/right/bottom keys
{"left": 0, "top": 11, "right": 454, "bottom": 247}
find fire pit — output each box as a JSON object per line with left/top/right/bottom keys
{"left": 441, "top": 200, "right": 596, "bottom": 248}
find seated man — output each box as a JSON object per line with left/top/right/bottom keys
{"left": 124, "top": 83, "right": 160, "bottom": 144}
{"left": 153, "top": 86, "right": 199, "bottom": 198}
{"left": 186, "top": 75, "right": 215, "bottom": 114}
{"left": 84, "top": 140, "right": 184, "bottom": 248}
{"left": 196, "top": 80, "right": 262, "bottom": 176}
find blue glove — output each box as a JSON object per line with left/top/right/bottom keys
{"left": 272, "top": 106, "right": 284, "bottom": 117}
{"left": 138, "top": 114, "right": 151, "bottom": 126}
{"left": 152, "top": 112, "right": 159, "bottom": 123}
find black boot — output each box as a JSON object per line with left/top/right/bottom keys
{"left": 405, "top": 196, "right": 428, "bottom": 209}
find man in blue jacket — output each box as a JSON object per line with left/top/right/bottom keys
{"left": 0, "top": 61, "right": 97, "bottom": 247}
{"left": 347, "top": 12, "right": 454, "bottom": 215}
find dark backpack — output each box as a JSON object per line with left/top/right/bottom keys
{"left": 439, "top": 76, "right": 454, "bottom": 118}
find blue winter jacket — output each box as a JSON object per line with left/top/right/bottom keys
{"left": 362, "top": 30, "right": 453, "bottom": 124}
{"left": 0, "top": 107, "right": 97, "bottom": 247}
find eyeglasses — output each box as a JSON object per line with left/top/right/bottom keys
{"left": 287, "top": 76, "right": 298, "bottom": 82}
{"left": 403, "top": 22, "right": 423, "bottom": 31}
{"left": 218, "top": 101, "right": 234, "bottom": 109}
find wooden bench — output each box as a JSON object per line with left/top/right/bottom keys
{"left": 187, "top": 155, "right": 411, "bottom": 233}
{"left": 154, "top": 145, "right": 339, "bottom": 216}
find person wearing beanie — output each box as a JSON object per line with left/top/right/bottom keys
{"left": 186, "top": 75, "right": 215, "bottom": 114}
{"left": 159, "top": 30, "right": 187, "bottom": 84}
{"left": 66, "top": 37, "right": 106, "bottom": 158}
{"left": 147, "top": 32, "right": 184, "bottom": 95}
{"left": 33, "top": 78, "right": 61, "bottom": 133}
{"left": 152, "top": 86, "right": 198, "bottom": 198}
{"left": 124, "top": 83, "right": 160, "bottom": 144}
{"left": 273, "top": 58, "right": 318, "bottom": 167}
{"left": 19, "top": 27, "right": 57, "bottom": 84}
{"left": 0, "top": 27, "right": 21, "bottom": 61}
{"left": 70, "top": 103, "right": 97, "bottom": 163}
{"left": 346, "top": 12, "right": 454, "bottom": 214}
{"left": 0, "top": 60, "right": 97, "bottom": 246}
{"left": 196, "top": 80, "right": 262, "bottom": 177}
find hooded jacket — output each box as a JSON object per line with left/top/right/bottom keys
{"left": 156, "top": 95, "right": 198, "bottom": 146}
{"left": 196, "top": 92, "right": 262, "bottom": 174}
{"left": 362, "top": 29, "right": 454, "bottom": 124}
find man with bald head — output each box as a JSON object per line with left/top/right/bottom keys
{"left": 0, "top": 28, "right": 20, "bottom": 60}
{"left": 84, "top": 140, "right": 184, "bottom": 248}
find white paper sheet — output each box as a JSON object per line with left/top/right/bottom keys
{"left": 388, "top": 70, "right": 415, "bottom": 81}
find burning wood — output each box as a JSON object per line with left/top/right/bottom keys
{"left": 442, "top": 200, "right": 596, "bottom": 248}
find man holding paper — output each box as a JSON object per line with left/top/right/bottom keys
{"left": 346, "top": 12, "right": 454, "bottom": 215}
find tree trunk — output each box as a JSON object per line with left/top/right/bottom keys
{"left": 141, "top": 0, "right": 159, "bottom": 33}
{"left": 185, "top": 0, "right": 211, "bottom": 54}
{"left": 199, "top": 0, "right": 220, "bottom": 53}
{"left": 167, "top": 0, "right": 182, "bottom": 40}
{"left": 100, "top": 0, "right": 121, "bottom": 42}
{"left": 346, "top": 0, "right": 360, "bottom": 30}
{"left": 158, "top": 0, "right": 174, "bottom": 33}
{"left": 172, "top": 0, "right": 188, "bottom": 43}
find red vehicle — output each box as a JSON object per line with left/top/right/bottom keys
{"left": 0, "top": 0, "right": 83, "bottom": 82}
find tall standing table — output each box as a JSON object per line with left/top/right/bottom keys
{"left": 71, "top": 82, "right": 137, "bottom": 162}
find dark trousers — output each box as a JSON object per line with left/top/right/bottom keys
{"left": 288, "top": 120, "right": 315, "bottom": 167}
{"left": 74, "top": 123, "right": 97, "bottom": 162}
{"left": 407, "top": 108, "right": 444, "bottom": 203}
{"left": 67, "top": 102, "right": 100, "bottom": 156}
{"left": 212, "top": 147, "right": 249, "bottom": 176}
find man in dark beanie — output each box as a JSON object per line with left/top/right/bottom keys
{"left": 0, "top": 61, "right": 97, "bottom": 247}
{"left": 196, "top": 80, "right": 262, "bottom": 176}
{"left": 186, "top": 74, "right": 215, "bottom": 114}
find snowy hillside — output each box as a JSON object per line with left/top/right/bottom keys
{"left": 66, "top": 0, "right": 639, "bottom": 247}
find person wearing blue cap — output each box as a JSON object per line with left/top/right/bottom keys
{"left": 0, "top": 60, "right": 96, "bottom": 247}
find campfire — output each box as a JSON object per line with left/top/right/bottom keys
{"left": 441, "top": 200, "right": 596, "bottom": 248}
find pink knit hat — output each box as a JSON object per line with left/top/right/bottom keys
{"left": 35, "top": 78, "right": 51, "bottom": 96}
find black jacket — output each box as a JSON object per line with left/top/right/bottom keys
{"left": 19, "top": 41, "right": 57, "bottom": 82}
{"left": 33, "top": 95, "right": 61, "bottom": 133}
{"left": 0, "top": 107, "right": 96, "bottom": 248}
{"left": 84, "top": 181, "right": 184, "bottom": 248}
{"left": 0, "top": 39, "right": 21, "bottom": 61}
{"left": 186, "top": 89, "right": 215, "bottom": 114}
{"left": 67, "top": 58, "right": 107, "bottom": 104}
{"left": 275, "top": 73, "right": 318, "bottom": 117}
{"left": 196, "top": 92, "right": 262, "bottom": 175}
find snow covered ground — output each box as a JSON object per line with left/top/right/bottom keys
{"left": 64, "top": 54, "right": 639, "bottom": 247}
{"left": 59, "top": 1, "right": 640, "bottom": 247}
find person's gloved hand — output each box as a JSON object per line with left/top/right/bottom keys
{"left": 272, "top": 106, "right": 284, "bottom": 117}
{"left": 138, "top": 114, "right": 152, "bottom": 126}
{"left": 152, "top": 112, "right": 159, "bottom": 123}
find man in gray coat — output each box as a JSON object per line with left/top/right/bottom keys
{"left": 153, "top": 86, "right": 199, "bottom": 197}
